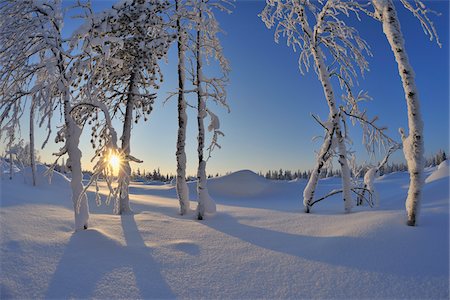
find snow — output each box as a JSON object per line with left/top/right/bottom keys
{"left": 425, "top": 160, "right": 449, "bottom": 183}
{"left": 0, "top": 160, "right": 20, "bottom": 175}
{"left": 204, "top": 169, "right": 270, "bottom": 197}
{"left": 1, "top": 167, "right": 448, "bottom": 299}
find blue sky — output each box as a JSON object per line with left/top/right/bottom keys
{"left": 7, "top": 0, "right": 449, "bottom": 176}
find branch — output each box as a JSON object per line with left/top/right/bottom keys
{"left": 309, "top": 187, "right": 374, "bottom": 207}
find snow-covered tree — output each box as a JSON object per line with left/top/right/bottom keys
{"left": 5, "top": 127, "right": 17, "bottom": 180}
{"left": 0, "top": 0, "right": 91, "bottom": 230}
{"left": 188, "top": 0, "right": 231, "bottom": 220}
{"left": 356, "top": 143, "right": 401, "bottom": 206}
{"left": 29, "top": 97, "right": 37, "bottom": 186}
{"left": 174, "top": 0, "right": 191, "bottom": 215}
{"left": 366, "top": 0, "right": 441, "bottom": 225}
{"left": 0, "top": 7, "right": 29, "bottom": 181}
{"left": 261, "top": 0, "right": 373, "bottom": 213}
{"left": 69, "top": 99, "right": 121, "bottom": 214}
{"left": 72, "top": 0, "right": 173, "bottom": 214}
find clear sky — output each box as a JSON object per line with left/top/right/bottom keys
{"left": 4, "top": 0, "right": 449, "bottom": 176}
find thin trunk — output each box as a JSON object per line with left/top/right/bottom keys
{"left": 303, "top": 126, "right": 335, "bottom": 212}
{"left": 9, "top": 132, "right": 13, "bottom": 180}
{"left": 299, "top": 5, "right": 353, "bottom": 212}
{"left": 64, "top": 93, "right": 89, "bottom": 231}
{"left": 175, "top": 0, "right": 190, "bottom": 215}
{"left": 117, "top": 72, "right": 137, "bottom": 215}
{"left": 196, "top": 4, "right": 216, "bottom": 220}
{"left": 313, "top": 50, "right": 353, "bottom": 212}
{"left": 30, "top": 99, "right": 36, "bottom": 186}
{"left": 373, "top": 0, "right": 424, "bottom": 226}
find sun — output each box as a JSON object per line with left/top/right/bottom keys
{"left": 108, "top": 152, "right": 121, "bottom": 176}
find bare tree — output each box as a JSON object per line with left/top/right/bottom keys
{"left": 29, "top": 96, "right": 37, "bottom": 186}
{"left": 174, "top": 0, "right": 191, "bottom": 215}
{"left": 261, "top": 0, "right": 372, "bottom": 213}
{"left": 188, "top": 0, "right": 231, "bottom": 220}
{"left": 365, "top": 0, "right": 441, "bottom": 225}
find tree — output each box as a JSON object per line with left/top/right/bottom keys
{"left": 69, "top": 99, "right": 121, "bottom": 215}
{"left": 369, "top": 0, "right": 441, "bottom": 226}
{"left": 29, "top": 97, "right": 37, "bottom": 186}
{"left": 174, "top": 0, "right": 191, "bottom": 215}
{"left": 0, "top": 0, "right": 91, "bottom": 230}
{"left": 73, "top": 0, "right": 173, "bottom": 214}
{"left": 188, "top": 0, "right": 231, "bottom": 220}
{"left": 261, "top": 0, "right": 373, "bottom": 213}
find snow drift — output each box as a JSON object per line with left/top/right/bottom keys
{"left": 205, "top": 170, "right": 270, "bottom": 197}
{"left": 2, "top": 163, "right": 70, "bottom": 188}
{"left": 425, "top": 160, "right": 449, "bottom": 183}
{"left": 1, "top": 166, "right": 448, "bottom": 299}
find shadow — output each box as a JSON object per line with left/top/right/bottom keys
{"left": 120, "top": 214, "right": 175, "bottom": 298}
{"left": 201, "top": 212, "right": 448, "bottom": 277}
{"left": 166, "top": 241, "right": 200, "bottom": 256}
{"left": 45, "top": 222, "right": 175, "bottom": 299}
{"left": 128, "top": 185, "right": 177, "bottom": 199}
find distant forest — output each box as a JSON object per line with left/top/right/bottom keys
{"left": 46, "top": 149, "right": 447, "bottom": 183}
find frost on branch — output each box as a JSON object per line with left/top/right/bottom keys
{"left": 0, "top": 0, "right": 95, "bottom": 230}
{"left": 261, "top": 0, "right": 374, "bottom": 213}
{"left": 71, "top": 0, "right": 172, "bottom": 214}
{"left": 366, "top": 0, "right": 441, "bottom": 226}
{"left": 182, "top": 0, "right": 232, "bottom": 220}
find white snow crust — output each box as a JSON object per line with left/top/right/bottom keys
{"left": 425, "top": 160, "right": 449, "bottom": 183}
{"left": 1, "top": 166, "right": 448, "bottom": 299}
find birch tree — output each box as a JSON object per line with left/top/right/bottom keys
{"left": 367, "top": 0, "right": 441, "bottom": 225}
{"left": 188, "top": 0, "right": 231, "bottom": 220}
{"left": 174, "top": 0, "right": 190, "bottom": 215}
{"left": 261, "top": 0, "right": 372, "bottom": 213}
{"left": 29, "top": 97, "right": 37, "bottom": 186}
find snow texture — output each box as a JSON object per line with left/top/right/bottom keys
{"left": 1, "top": 166, "right": 448, "bottom": 299}
{"left": 425, "top": 160, "right": 449, "bottom": 183}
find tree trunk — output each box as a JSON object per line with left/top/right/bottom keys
{"left": 303, "top": 126, "right": 334, "bottom": 212}
{"left": 30, "top": 98, "right": 36, "bottom": 186}
{"left": 9, "top": 131, "right": 13, "bottom": 180}
{"left": 373, "top": 0, "right": 424, "bottom": 226}
{"left": 299, "top": 5, "right": 353, "bottom": 213}
{"left": 64, "top": 93, "right": 89, "bottom": 231}
{"left": 117, "top": 72, "right": 137, "bottom": 215}
{"left": 175, "top": 0, "right": 190, "bottom": 215}
{"left": 196, "top": 4, "right": 216, "bottom": 220}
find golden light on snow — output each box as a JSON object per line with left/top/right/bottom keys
{"left": 108, "top": 152, "right": 121, "bottom": 176}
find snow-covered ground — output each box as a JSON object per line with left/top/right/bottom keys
{"left": 1, "top": 163, "right": 448, "bottom": 299}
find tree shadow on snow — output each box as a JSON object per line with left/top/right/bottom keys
{"left": 45, "top": 215, "right": 175, "bottom": 299}
{"left": 201, "top": 212, "right": 448, "bottom": 278}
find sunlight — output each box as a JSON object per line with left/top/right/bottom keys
{"left": 108, "top": 152, "right": 121, "bottom": 176}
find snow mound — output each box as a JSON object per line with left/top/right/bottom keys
{"left": 1, "top": 165, "right": 449, "bottom": 299}
{"left": 425, "top": 160, "right": 449, "bottom": 183}
{"left": 6, "top": 163, "right": 71, "bottom": 188}
{"left": 36, "top": 164, "right": 70, "bottom": 186}
{"left": 28, "top": 164, "right": 70, "bottom": 188}
{"left": 0, "top": 159, "right": 20, "bottom": 174}
{"left": 207, "top": 170, "right": 270, "bottom": 197}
